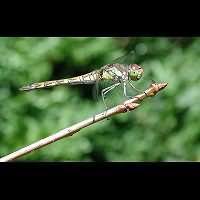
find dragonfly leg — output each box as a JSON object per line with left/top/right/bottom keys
{"left": 104, "top": 83, "right": 121, "bottom": 96}
{"left": 101, "top": 83, "right": 120, "bottom": 109}
{"left": 128, "top": 80, "right": 143, "bottom": 93}
{"left": 122, "top": 81, "right": 133, "bottom": 98}
{"left": 123, "top": 82, "right": 127, "bottom": 96}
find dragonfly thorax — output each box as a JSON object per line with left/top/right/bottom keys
{"left": 101, "top": 63, "right": 143, "bottom": 82}
{"left": 128, "top": 64, "right": 144, "bottom": 81}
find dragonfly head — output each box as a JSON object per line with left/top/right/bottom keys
{"left": 128, "top": 64, "right": 144, "bottom": 81}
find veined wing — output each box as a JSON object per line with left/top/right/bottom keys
{"left": 110, "top": 50, "right": 137, "bottom": 65}
{"left": 92, "top": 51, "right": 137, "bottom": 100}
{"left": 98, "top": 50, "right": 137, "bottom": 81}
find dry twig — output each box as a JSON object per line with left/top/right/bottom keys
{"left": 0, "top": 82, "right": 167, "bottom": 162}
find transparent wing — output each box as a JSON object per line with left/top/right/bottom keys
{"left": 92, "top": 51, "right": 137, "bottom": 99}
{"left": 111, "top": 50, "right": 148, "bottom": 97}
{"left": 92, "top": 50, "right": 142, "bottom": 108}
{"left": 110, "top": 50, "right": 137, "bottom": 65}
{"left": 92, "top": 78, "right": 100, "bottom": 100}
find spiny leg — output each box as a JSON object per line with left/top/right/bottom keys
{"left": 101, "top": 83, "right": 121, "bottom": 120}
{"left": 123, "top": 81, "right": 129, "bottom": 97}
{"left": 101, "top": 85, "right": 114, "bottom": 109}
{"left": 122, "top": 81, "right": 134, "bottom": 98}
{"left": 101, "top": 83, "right": 120, "bottom": 109}
{"left": 104, "top": 83, "right": 121, "bottom": 96}
{"left": 128, "top": 80, "right": 144, "bottom": 93}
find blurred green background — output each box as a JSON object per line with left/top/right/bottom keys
{"left": 0, "top": 37, "right": 200, "bottom": 161}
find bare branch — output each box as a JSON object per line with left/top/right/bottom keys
{"left": 0, "top": 82, "right": 168, "bottom": 162}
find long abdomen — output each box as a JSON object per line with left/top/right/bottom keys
{"left": 19, "top": 70, "right": 100, "bottom": 91}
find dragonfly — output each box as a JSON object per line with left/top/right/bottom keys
{"left": 19, "top": 51, "right": 144, "bottom": 108}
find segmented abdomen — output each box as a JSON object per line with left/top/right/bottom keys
{"left": 67, "top": 70, "right": 100, "bottom": 85}
{"left": 19, "top": 70, "right": 101, "bottom": 91}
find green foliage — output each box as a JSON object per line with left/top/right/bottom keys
{"left": 0, "top": 37, "right": 200, "bottom": 161}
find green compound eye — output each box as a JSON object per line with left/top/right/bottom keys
{"left": 129, "top": 71, "right": 138, "bottom": 81}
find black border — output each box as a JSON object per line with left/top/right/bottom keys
{"left": 1, "top": 8, "right": 199, "bottom": 37}
{"left": 0, "top": 11, "right": 199, "bottom": 190}
{"left": 0, "top": 162, "right": 199, "bottom": 192}
{"left": 1, "top": 162, "right": 200, "bottom": 177}
{"left": 1, "top": 0, "right": 199, "bottom": 36}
